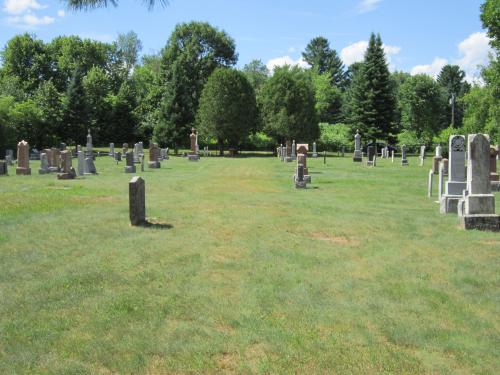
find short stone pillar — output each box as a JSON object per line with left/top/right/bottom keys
{"left": 291, "top": 140, "right": 296, "bottom": 159}
{"left": 86, "top": 129, "right": 93, "bottom": 159}
{"left": 432, "top": 145, "right": 443, "bottom": 175}
{"left": 438, "top": 161, "right": 445, "bottom": 199}
{"left": 366, "top": 145, "right": 375, "bottom": 167}
{"left": 419, "top": 145, "right": 426, "bottom": 166}
{"left": 285, "top": 140, "right": 293, "bottom": 162}
{"left": 312, "top": 142, "right": 318, "bottom": 158}
{"left": 122, "top": 143, "right": 129, "bottom": 155}
{"left": 440, "top": 135, "right": 466, "bottom": 214}
{"left": 124, "top": 151, "right": 136, "bottom": 173}
{"left": 0, "top": 160, "right": 8, "bottom": 175}
{"left": 77, "top": 151, "right": 85, "bottom": 176}
{"left": 458, "top": 134, "right": 499, "bottom": 231}
{"left": 296, "top": 144, "right": 310, "bottom": 179}
{"left": 427, "top": 170, "right": 434, "bottom": 197}
{"left": 39, "top": 153, "right": 50, "bottom": 174}
{"left": 16, "top": 140, "right": 31, "bottom": 175}
{"left": 353, "top": 130, "right": 362, "bottom": 162}
{"left": 109, "top": 143, "right": 115, "bottom": 157}
{"left": 401, "top": 144, "right": 409, "bottom": 166}
{"left": 148, "top": 142, "right": 161, "bottom": 168}
{"left": 57, "top": 150, "right": 76, "bottom": 179}
{"left": 129, "top": 176, "right": 146, "bottom": 226}
{"left": 188, "top": 128, "right": 200, "bottom": 161}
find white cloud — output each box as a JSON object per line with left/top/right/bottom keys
{"left": 57, "top": 9, "right": 65, "bottom": 17}
{"left": 410, "top": 57, "right": 448, "bottom": 78}
{"left": 7, "top": 13, "right": 54, "bottom": 27}
{"left": 340, "top": 40, "right": 401, "bottom": 69}
{"left": 3, "top": 0, "right": 46, "bottom": 15}
{"left": 357, "top": 0, "right": 382, "bottom": 14}
{"left": 454, "top": 32, "right": 493, "bottom": 82}
{"left": 287, "top": 46, "right": 296, "bottom": 53}
{"left": 266, "top": 55, "right": 309, "bottom": 72}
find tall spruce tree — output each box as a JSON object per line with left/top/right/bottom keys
{"left": 347, "top": 33, "right": 396, "bottom": 141}
{"left": 302, "top": 37, "right": 346, "bottom": 87}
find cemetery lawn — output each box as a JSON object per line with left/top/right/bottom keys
{"left": 1, "top": 154, "right": 499, "bottom": 375}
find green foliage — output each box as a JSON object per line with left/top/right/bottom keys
{"left": 260, "top": 66, "right": 319, "bottom": 143}
{"left": 311, "top": 71, "right": 343, "bottom": 123}
{"left": 302, "top": 36, "right": 345, "bottom": 87}
{"left": 345, "top": 34, "right": 396, "bottom": 141}
{"left": 396, "top": 130, "right": 423, "bottom": 147}
{"left": 115, "top": 31, "right": 143, "bottom": 76}
{"left": 318, "top": 123, "right": 351, "bottom": 151}
{"left": 197, "top": 68, "right": 258, "bottom": 152}
{"left": 63, "top": 0, "right": 168, "bottom": 10}
{"left": 242, "top": 59, "right": 269, "bottom": 93}
{"left": 480, "top": 0, "right": 500, "bottom": 51}
{"left": 437, "top": 65, "right": 469, "bottom": 127}
{"left": 461, "top": 85, "right": 499, "bottom": 143}
{"left": 398, "top": 74, "right": 447, "bottom": 144}
{"left": 433, "top": 125, "right": 462, "bottom": 146}
{"left": 159, "top": 22, "right": 237, "bottom": 150}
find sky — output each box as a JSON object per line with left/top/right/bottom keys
{"left": 0, "top": 0, "right": 493, "bottom": 83}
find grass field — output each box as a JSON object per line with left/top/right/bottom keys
{"left": 0, "top": 153, "right": 499, "bottom": 374}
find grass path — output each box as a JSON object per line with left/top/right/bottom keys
{"left": 0, "top": 154, "right": 499, "bottom": 374}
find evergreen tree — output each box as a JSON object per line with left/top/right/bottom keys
{"left": 437, "top": 64, "right": 470, "bottom": 127}
{"left": 347, "top": 33, "right": 396, "bottom": 141}
{"left": 62, "top": 66, "right": 88, "bottom": 144}
{"left": 302, "top": 36, "right": 345, "bottom": 87}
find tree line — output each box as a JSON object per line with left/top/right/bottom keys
{"left": 0, "top": 0, "right": 498, "bottom": 155}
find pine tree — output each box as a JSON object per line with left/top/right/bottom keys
{"left": 302, "top": 37, "right": 346, "bottom": 87}
{"left": 347, "top": 33, "right": 396, "bottom": 141}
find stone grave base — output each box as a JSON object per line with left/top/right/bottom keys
{"left": 295, "top": 180, "right": 307, "bottom": 189}
{"left": 124, "top": 166, "right": 136, "bottom": 173}
{"left": 353, "top": 150, "right": 362, "bottom": 162}
{"left": 313, "top": 153, "right": 318, "bottom": 158}
{"left": 148, "top": 161, "right": 161, "bottom": 168}
{"left": 440, "top": 195, "right": 461, "bottom": 214}
{"left": 401, "top": 160, "right": 409, "bottom": 166}
{"left": 38, "top": 168, "right": 50, "bottom": 174}
{"left": 366, "top": 161, "right": 375, "bottom": 167}
{"left": 293, "top": 175, "right": 311, "bottom": 184}
{"left": 459, "top": 214, "right": 500, "bottom": 231}
{"left": 285, "top": 157, "right": 293, "bottom": 162}
{"left": 16, "top": 167, "right": 31, "bottom": 175}
{"left": 188, "top": 154, "right": 200, "bottom": 162}
{"left": 48, "top": 167, "right": 59, "bottom": 173}
{"left": 459, "top": 194, "right": 495, "bottom": 215}
{"left": 491, "top": 181, "right": 500, "bottom": 192}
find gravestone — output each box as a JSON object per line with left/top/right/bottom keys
{"left": 401, "top": 144, "right": 409, "bottom": 166}
{"left": 141, "top": 154, "right": 145, "bottom": 172}
{"left": 77, "top": 151, "right": 85, "bottom": 176}
{"left": 440, "top": 135, "right": 466, "bottom": 214}
{"left": 291, "top": 140, "right": 296, "bottom": 160}
{"left": 0, "top": 160, "right": 7, "bottom": 175}
{"left": 148, "top": 143, "right": 161, "bottom": 168}
{"left": 188, "top": 128, "right": 200, "bottom": 161}
{"left": 86, "top": 129, "right": 93, "bottom": 159}
{"left": 109, "top": 143, "right": 115, "bottom": 157}
{"left": 352, "top": 130, "right": 362, "bottom": 162}
{"left": 60, "top": 142, "right": 66, "bottom": 151}
{"left": 129, "top": 176, "right": 146, "bottom": 226}
{"left": 490, "top": 146, "right": 499, "bottom": 189}
{"left": 5, "top": 149, "right": 14, "bottom": 166}
{"left": 419, "top": 145, "right": 426, "bottom": 166}
{"left": 296, "top": 144, "right": 310, "bottom": 181}
{"left": 284, "top": 140, "right": 293, "bottom": 162}
{"left": 115, "top": 151, "right": 122, "bottom": 162}
{"left": 427, "top": 169, "right": 433, "bottom": 197}
{"left": 366, "top": 145, "right": 375, "bottom": 167}
{"left": 30, "top": 148, "right": 40, "bottom": 160}
{"left": 442, "top": 158, "right": 449, "bottom": 176}
{"left": 122, "top": 143, "right": 129, "bottom": 155}
{"left": 124, "top": 151, "right": 136, "bottom": 173}
{"left": 16, "top": 140, "right": 31, "bottom": 175}
{"left": 39, "top": 153, "right": 50, "bottom": 174}
{"left": 312, "top": 142, "right": 318, "bottom": 158}
{"left": 458, "top": 134, "right": 499, "bottom": 231}
{"left": 133, "top": 143, "right": 140, "bottom": 163}
{"left": 84, "top": 157, "right": 97, "bottom": 175}
{"left": 432, "top": 145, "right": 443, "bottom": 175}
{"left": 57, "top": 150, "right": 76, "bottom": 179}
{"left": 295, "top": 164, "right": 306, "bottom": 189}
{"left": 438, "top": 161, "right": 445, "bottom": 199}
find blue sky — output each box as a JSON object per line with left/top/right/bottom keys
{"left": 0, "top": 0, "right": 493, "bottom": 82}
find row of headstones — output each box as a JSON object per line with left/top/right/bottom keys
{"left": 435, "top": 134, "right": 499, "bottom": 231}
{"left": 277, "top": 141, "right": 318, "bottom": 162}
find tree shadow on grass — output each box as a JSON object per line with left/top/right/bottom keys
{"left": 134, "top": 218, "right": 173, "bottom": 230}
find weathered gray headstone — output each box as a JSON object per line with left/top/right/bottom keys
{"left": 86, "top": 129, "right": 93, "bottom": 159}
{"left": 295, "top": 164, "right": 306, "bottom": 189}
{"left": 5, "top": 149, "right": 13, "bottom": 166}
{"left": 366, "top": 145, "right": 375, "bottom": 167}
{"left": 419, "top": 145, "right": 426, "bottom": 166}
{"left": 440, "top": 135, "right": 466, "bottom": 214}
{"left": 458, "top": 134, "right": 499, "bottom": 231}
{"left": 129, "top": 176, "right": 146, "bottom": 226}
{"left": 312, "top": 142, "right": 318, "bottom": 158}
{"left": 353, "top": 130, "right": 362, "bottom": 162}
{"left": 0, "top": 160, "right": 8, "bottom": 175}
{"left": 84, "top": 158, "right": 97, "bottom": 175}
{"left": 438, "top": 161, "right": 444, "bottom": 199}
{"left": 401, "top": 144, "right": 408, "bottom": 166}
{"left": 57, "top": 150, "right": 76, "bottom": 179}
{"left": 148, "top": 143, "right": 161, "bottom": 168}
{"left": 109, "top": 143, "right": 115, "bottom": 157}
{"left": 39, "top": 153, "right": 50, "bottom": 174}
{"left": 115, "top": 151, "right": 122, "bottom": 162}
{"left": 124, "top": 151, "right": 136, "bottom": 173}
{"left": 77, "top": 151, "right": 85, "bottom": 176}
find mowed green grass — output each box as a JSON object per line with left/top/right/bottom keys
{"left": 0, "top": 153, "right": 499, "bottom": 374}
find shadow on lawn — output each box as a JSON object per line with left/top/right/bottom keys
{"left": 136, "top": 219, "right": 173, "bottom": 230}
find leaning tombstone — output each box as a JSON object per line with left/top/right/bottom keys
{"left": 432, "top": 144, "right": 443, "bottom": 175}
{"left": 38, "top": 153, "right": 50, "bottom": 174}
{"left": 440, "top": 135, "right": 466, "bottom": 214}
{"left": 124, "top": 151, "right": 136, "bottom": 173}
{"left": 401, "top": 144, "right": 409, "bottom": 166}
{"left": 77, "top": 151, "right": 85, "bottom": 176}
{"left": 129, "top": 176, "right": 146, "bottom": 226}
{"left": 0, "top": 160, "right": 7, "bottom": 176}
{"left": 457, "top": 134, "right": 500, "bottom": 231}
{"left": 57, "top": 150, "right": 76, "bottom": 180}
{"left": 148, "top": 143, "right": 161, "bottom": 168}
{"left": 16, "top": 140, "right": 31, "bottom": 175}
{"left": 352, "top": 130, "right": 362, "bottom": 162}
